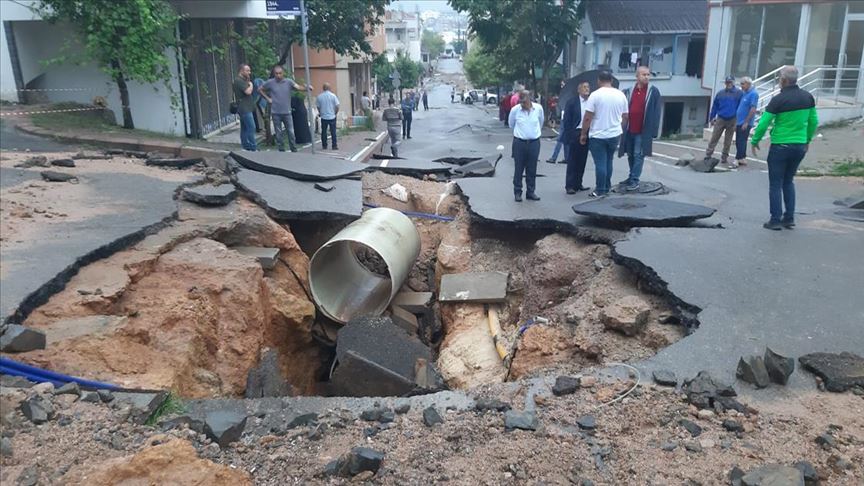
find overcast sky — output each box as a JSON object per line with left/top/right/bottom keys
{"left": 390, "top": 0, "right": 455, "bottom": 13}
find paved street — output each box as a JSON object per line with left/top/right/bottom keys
{"left": 404, "top": 59, "right": 864, "bottom": 399}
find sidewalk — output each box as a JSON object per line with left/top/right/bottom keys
{"left": 7, "top": 106, "right": 385, "bottom": 163}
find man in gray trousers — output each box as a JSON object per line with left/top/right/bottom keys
{"left": 258, "top": 65, "right": 311, "bottom": 152}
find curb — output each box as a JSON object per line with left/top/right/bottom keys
{"left": 350, "top": 131, "right": 388, "bottom": 163}
{"left": 14, "top": 122, "right": 230, "bottom": 160}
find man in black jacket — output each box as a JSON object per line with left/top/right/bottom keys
{"left": 618, "top": 66, "right": 663, "bottom": 191}
{"left": 562, "top": 81, "right": 592, "bottom": 193}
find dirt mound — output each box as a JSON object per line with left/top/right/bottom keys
{"left": 17, "top": 200, "right": 320, "bottom": 397}
{"left": 63, "top": 439, "right": 251, "bottom": 485}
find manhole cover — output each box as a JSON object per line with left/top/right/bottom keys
{"left": 612, "top": 180, "right": 666, "bottom": 195}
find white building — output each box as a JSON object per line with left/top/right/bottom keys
{"left": 384, "top": 11, "right": 422, "bottom": 63}
{"left": 1, "top": 1, "right": 304, "bottom": 137}
{"left": 704, "top": 0, "right": 863, "bottom": 124}
{"left": 570, "top": 0, "right": 712, "bottom": 136}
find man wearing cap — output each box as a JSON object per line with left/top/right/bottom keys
{"left": 705, "top": 76, "right": 742, "bottom": 165}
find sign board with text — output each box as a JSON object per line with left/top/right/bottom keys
{"left": 266, "top": 0, "right": 301, "bottom": 17}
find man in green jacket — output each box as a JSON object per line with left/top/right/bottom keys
{"left": 751, "top": 66, "right": 818, "bottom": 231}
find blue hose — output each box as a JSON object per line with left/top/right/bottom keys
{"left": 0, "top": 357, "right": 120, "bottom": 391}
{"left": 363, "top": 203, "right": 455, "bottom": 222}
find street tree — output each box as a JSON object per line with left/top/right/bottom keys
{"left": 449, "top": 0, "right": 581, "bottom": 116}
{"left": 275, "top": 0, "right": 390, "bottom": 66}
{"left": 36, "top": 0, "right": 180, "bottom": 129}
{"left": 452, "top": 39, "right": 467, "bottom": 55}
{"left": 463, "top": 41, "right": 517, "bottom": 90}
{"left": 421, "top": 30, "right": 446, "bottom": 59}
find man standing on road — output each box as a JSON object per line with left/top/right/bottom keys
{"left": 316, "top": 83, "right": 340, "bottom": 150}
{"left": 751, "top": 66, "right": 817, "bottom": 231}
{"left": 580, "top": 71, "right": 629, "bottom": 198}
{"left": 361, "top": 91, "right": 372, "bottom": 113}
{"left": 562, "top": 81, "right": 592, "bottom": 193}
{"left": 401, "top": 93, "right": 414, "bottom": 139}
{"left": 422, "top": 89, "right": 429, "bottom": 111}
{"left": 451, "top": 86, "right": 455, "bottom": 103}
{"left": 258, "top": 65, "right": 311, "bottom": 152}
{"left": 618, "top": 66, "right": 662, "bottom": 191}
{"left": 508, "top": 90, "right": 544, "bottom": 202}
{"left": 733, "top": 77, "right": 758, "bottom": 168}
{"left": 705, "top": 76, "right": 742, "bottom": 165}
{"left": 234, "top": 64, "right": 257, "bottom": 151}
{"left": 382, "top": 98, "right": 403, "bottom": 157}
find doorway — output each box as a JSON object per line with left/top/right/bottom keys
{"left": 662, "top": 102, "right": 684, "bottom": 137}
{"left": 836, "top": 16, "right": 863, "bottom": 102}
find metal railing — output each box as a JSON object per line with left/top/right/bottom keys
{"left": 751, "top": 65, "right": 862, "bottom": 122}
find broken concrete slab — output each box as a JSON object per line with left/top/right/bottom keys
{"left": 422, "top": 406, "right": 444, "bottom": 426}
{"left": 798, "top": 352, "right": 864, "bottom": 392}
{"left": 600, "top": 295, "right": 650, "bottom": 336}
{"left": 0, "top": 324, "right": 46, "bottom": 352}
{"left": 690, "top": 156, "right": 720, "bottom": 173}
{"left": 244, "top": 349, "right": 293, "bottom": 398}
{"left": 391, "top": 292, "right": 433, "bottom": 313}
{"left": 232, "top": 246, "right": 280, "bottom": 270}
{"left": 552, "top": 376, "right": 581, "bottom": 396}
{"left": 390, "top": 305, "right": 419, "bottom": 334}
{"left": 145, "top": 156, "right": 203, "bottom": 169}
{"left": 234, "top": 169, "right": 362, "bottom": 221}
{"left": 231, "top": 151, "right": 365, "bottom": 181}
{"left": 21, "top": 395, "right": 54, "bottom": 424}
{"left": 438, "top": 271, "right": 508, "bottom": 303}
{"left": 833, "top": 192, "right": 864, "bottom": 209}
{"left": 764, "top": 348, "right": 795, "bottom": 385}
{"left": 15, "top": 155, "right": 49, "bottom": 168}
{"left": 203, "top": 410, "right": 247, "bottom": 448}
{"left": 72, "top": 151, "right": 112, "bottom": 160}
{"left": 181, "top": 184, "right": 236, "bottom": 206}
{"left": 652, "top": 370, "right": 678, "bottom": 387}
{"left": 740, "top": 464, "right": 804, "bottom": 486}
{"left": 737, "top": 356, "right": 771, "bottom": 388}
{"left": 572, "top": 198, "right": 715, "bottom": 227}
{"left": 53, "top": 382, "right": 81, "bottom": 396}
{"left": 325, "top": 447, "right": 385, "bottom": 477}
{"left": 40, "top": 170, "right": 78, "bottom": 183}
{"left": 50, "top": 158, "right": 76, "bottom": 168}
{"left": 113, "top": 391, "right": 168, "bottom": 424}
{"left": 834, "top": 208, "right": 864, "bottom": 222}
{"left": 367, "top": 157, "right": 454, "bottom": 177}
{"left": 450, "top": 157, "right": 497, "bottom": 178}
{"left": 504, "top": 410, "right": 538, "bottom": 431}
{"left": 331, "top": 316, "right": 433, "bottom": 397}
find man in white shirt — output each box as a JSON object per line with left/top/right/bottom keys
{"left": 580, "top": 71, "right": 629, "bottom": 197}
{"left": 508, "top": 90, "right": 544, "bottom": 202}
{"left": 316, "top": 83, "right": 340, "bottom": 150}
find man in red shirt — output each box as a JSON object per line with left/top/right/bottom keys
{"left": 618, "top": 66, "right": 662, "bottom": 191}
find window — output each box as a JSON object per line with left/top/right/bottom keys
{"left": 689, "top": 105, "right": 698, "bottom": 121}
{"left": 728, "top": 4, "right": 801, "bottom": 78}
{"left": 617, "top": 37, "right": 652, "bottom": 70}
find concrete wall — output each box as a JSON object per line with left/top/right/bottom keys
{"left": 0, "top": 1, "right": 39, "bottom": 101}
{"left": 9, "top": 20, "right": 186, "bottom": 135}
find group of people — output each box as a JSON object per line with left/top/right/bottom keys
{"left": 507, "top": 65, "right": 817, "bottom": 230}
{"left": 508, "top": 67, "right": 662, "bottom": 201}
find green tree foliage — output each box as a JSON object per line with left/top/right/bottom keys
{"left": 452, "top": 39, "right": 467, "bottom": 55}
{"left": 463, "top": 40, "right": 519, "bottom": 89}
{"left": 372, "top": 53, "right": 393, "bottom": 92}
{"left": 449, "top": 0, "right": 581, "bottom": 115}
{"left": 393, "top": 52, "right": 424, "bottom": 90}
{"left": 236, "top": 22, "right": 279, "bottom": 80}
{"left": 421, "top": 30, "right": 445, "bottom": 59}
{"left": 36, "top": 0, "right": 180, "bottom": 129}
{"left": 276, "top": 0, "right": 390, "bottom": 65}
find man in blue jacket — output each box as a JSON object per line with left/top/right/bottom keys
{"left": 401, "top": 93, "right": 414, "bottom": 139}
{"left": 561, "top": 81, "right": 592, "bottom": 193}
{"left": 705, "top": 76, "right": 742, "bottom": 165}
{"left": 618, "top": 66, "right": 662, "bottom": 191}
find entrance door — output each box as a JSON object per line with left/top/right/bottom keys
{"left": 662, "top": 102, "right": 684, "bottom": 137}
{"left": 835, "top": 15, "right": 864, "bottom": 101}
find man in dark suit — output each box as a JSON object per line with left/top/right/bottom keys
{"left": 562, "top": 81, "right": 592, "bottom": 193}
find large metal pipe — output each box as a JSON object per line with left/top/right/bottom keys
{"left": 308, "top": 208, "right": 421, "bottom": 324}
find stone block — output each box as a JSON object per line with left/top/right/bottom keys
{"left": 232, "top": 246, "right": 280, "bottom": 271}
{"left": 391, "top": 291, "right": 433, "bottom": 313}
{"left": 0, "top": 324, "right": 46, "bottom": 352}
{"left": 438, "top": 271, "right": 508, "bottom": 303}
{"left": 390, "top": 305, "right": 419, "bottom": 334}
{"left": 204, "top": 410, "right": 247, "bottom": 448}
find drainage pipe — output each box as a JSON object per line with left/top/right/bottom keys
{"left": 0, "top": 357, "right": 121, "bottom": 390}
{"left": 308, "top": 207, "right": 421, "bottom": 324}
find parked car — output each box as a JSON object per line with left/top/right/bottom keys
{"left": 484, "top": 92, "right": 498, "bottom": 104}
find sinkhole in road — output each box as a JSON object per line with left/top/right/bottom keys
{"left": 7, "top": 177, "right": 688, "bottom": 400}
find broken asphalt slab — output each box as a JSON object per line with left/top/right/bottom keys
{"left": 572, "top": 198, "right": 715, "bottom": 227}
{"left": 366, "top": 156, "right": 455, "bottom": 177}
{"left": 181, "top": 184, "right": 236, "bottom": 206}
{"left": 1, "top": 171, "right": 190, "bottom": 325}
{"left": 231, "top": 151, "right": 365, "bottom": 181}
{"left": 798, "top": 352, "right": 864, "bottom": 392}
{"left": 234, "top": 169, "right": 361, "bottom": 221}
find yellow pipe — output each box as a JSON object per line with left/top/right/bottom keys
{"left": 487, "top": 306, "right": 509, "bottom": 361}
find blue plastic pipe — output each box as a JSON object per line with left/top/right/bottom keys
{"left": 0, "top": 357, "right": 120, "bottom": 390}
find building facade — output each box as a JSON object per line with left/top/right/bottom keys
{"left": 384, "top": 11, "right": 422, "bottom": 62}
{"left": 705, "top": 0, "right": 863, "bottom": 123}
{"left": 570, "top": 0, "right": 712, "bottom": 136}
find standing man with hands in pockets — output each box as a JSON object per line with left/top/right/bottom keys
{"left": 580, "top": 71, "right": 629, "bottom": 198}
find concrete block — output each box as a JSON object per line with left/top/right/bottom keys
{"left": 232, "top": 246, "right": 280, "bottom": 270}
{"left": 390, "top": 306, "right": 418, "bottom": 334}
{"left": 439, "top": 272, "right": 508, "bottom": 303}
{"left": 391, "top": 291, "right": 433, "bottom": 313}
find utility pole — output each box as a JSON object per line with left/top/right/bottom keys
{"left": 300, "top": 0, "right": 315, "bottom": 153}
